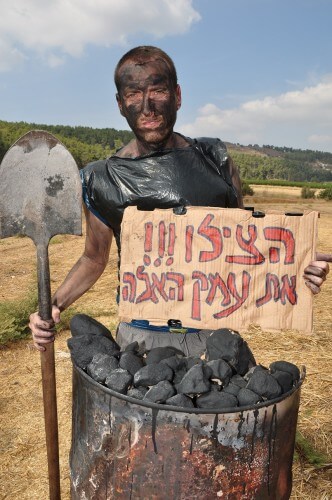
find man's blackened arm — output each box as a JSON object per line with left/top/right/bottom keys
{"left": 52, "top": 206, "right": 113, "bottom": 311}
{"left": 228, "top": 156, "right": 244, "bottom": 208}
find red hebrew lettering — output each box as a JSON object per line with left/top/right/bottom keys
{"left": 191, "top": 271, "right": 209, "bottom": 321}
{"left": 223, "top": 226, "right": 231, "bottom": 238}
{"left": 269, "top": 247, "right": 280, "bottom": 263}
{"left": 136, "top": 266, "right": 157, "bottom": 304}
{"left": 166, "top": 223, "right": 176, "bottom": 266}
{"left": 151, "top": 273, "right": 168, "bottom": 302}
{"left": 185, "top": 225, "right": 194, "bottom": 262}
{"left": 206, "top": 273, "right": 231, "bottom": 306}
{"left": 122, "top": 272, "right": 136, "bottom": 302}
{"left": 166, "top": 272, "right": 185, "bottom": 301}
{"left": 226, "top": 225, "right": 265, "bottom": 265}
{"left": 213, "top": 271, "right": 251, "bottom": 318}
{"left": 256, "top": 273, "right": 280, "bottom": 308}
{"left": 264, "top": 227, "right": 295, "bottom": 264}
{"left": 144, "top": 222, "right": 153, "bottom": 252}
{"left": 135, "top": 270, "right": 185, "bottom": 305}
{"left": 158, "top": 221, "right": 166, "bottom": 258}
{"left": 143, "top": 255, "right": 151, "bottom": 266}
{"left": 280, "top": 275, "right": 297, "bottom": 305}
{"left": 154, "top": 221, "right": 166, "bottom": 266}
{"left": 143, "top": 222, "right": 153, "bottom": 266}
{"left": 198, "top": 214, "right": 222, "bottom": 262}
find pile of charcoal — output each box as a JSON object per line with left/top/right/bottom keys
{"left": 68, "top": 314, "right": 300, "bottom": 410}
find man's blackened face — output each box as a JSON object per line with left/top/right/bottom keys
{"left": 116, "top": 59, "right": 181, "bottom": 149}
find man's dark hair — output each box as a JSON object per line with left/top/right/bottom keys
{"left": 114, "top": 45, "right": 178, "bottom": 92}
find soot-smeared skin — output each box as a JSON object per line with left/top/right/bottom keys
{"left": 116, "top": 60, "right": 180, "bottom": 152}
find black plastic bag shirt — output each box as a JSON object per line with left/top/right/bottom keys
{"left": 81, "top": 136, "right": 239, "bottom": 249}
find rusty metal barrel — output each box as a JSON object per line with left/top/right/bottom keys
{"left": 70, "top": 364, "right": 304, "bottom": 500}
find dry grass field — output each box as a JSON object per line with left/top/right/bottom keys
{"left": 0, "top": 189, "right": 331, "bottom": 499}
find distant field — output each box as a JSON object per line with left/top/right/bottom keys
{"left": 245, "top": 179, "right": 332, "bottom": 189}
{"left": 249, "top": 184, "right": 327, "bottom": 200}
{"left": 251, "top": 184, "right": 303, "bottom": 198}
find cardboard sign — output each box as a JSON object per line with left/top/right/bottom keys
{"left": 119, "top": 207, "right": 318, "bottom": 333}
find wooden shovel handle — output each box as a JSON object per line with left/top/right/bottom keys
{"left": 37, "top": 243, "right": 61, "bottom": 500}
{"left": 40, "top": 345, "right": 61, "bottom": 500}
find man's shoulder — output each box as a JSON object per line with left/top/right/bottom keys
{"left": 114, "top": 139, "right": 137, "bottom": 158}
{"left": 193, "top": 136, "right": 227, "bottom": 150}
{"left": 191, "top": 136, "right": 229, "bottom": 165}
{"left": 80, "top": 159, "right": 108, "bottom": 181}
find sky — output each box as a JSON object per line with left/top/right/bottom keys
{"left": 1, "top": 0, "right": 332, "bottom": 152}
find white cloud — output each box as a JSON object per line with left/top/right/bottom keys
{"left": 0, "top": 0, "right": 200, "bottom": 71}
{"left": 46, "top": 53, "right": 66, "bottom": 68}
{"left": 179, "top": 76, "right": 332, "bottom": 152}
{"left": 0, "top": 38, "right": 26, "bottom": 72}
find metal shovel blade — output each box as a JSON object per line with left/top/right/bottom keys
{"left": 0, "top": 130, "right": 82, "bottom": 500}
{"left": 0, "top": 129, "right": 81, "bottom": 242}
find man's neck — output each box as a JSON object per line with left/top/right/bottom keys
{"left": 115, "top": 133, "right": 189, "bottom": 158}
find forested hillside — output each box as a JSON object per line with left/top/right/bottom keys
{"left": 227, "top": 144, "right": 332, "bottom": 183}
{"left": 1, "top": 119, "right": 331, "bottom": 183}
{"left": 0, "top": 120, "right": 133, "bottom": 169}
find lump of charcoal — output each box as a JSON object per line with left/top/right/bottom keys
{"left": 210, "top": 382, "right": 222, "bottom": 392}
{"left": 70, "top": 313, "right": 118, "bottom": 345}
{"left": 91, "top": 335, "right": 120, "bottom": 358}
{"left": 144, "top": 381, "right": 176, "bottom": 403}
{"left": 87, "top": 353, "right": 119, "bottom": 383}
{"left": 185, "top": 357, "right": 204, "bottom": 370}
{"left": 205, "top": 329, "right": 256, "bottom": 375}
{"left": 105, "top": 369, "right": 132, "bottom": 394}
{"left": 206, "top": 359, "right": 232, "bottom": 385}
{"left": 161, "top": 356, "right": 187, "bottom": 385}
{"left": 223, "top": 383, "right": 241, "bottom": 397}
{"left": 196, "top": 391, "right": 238, "bottom": 409}
{"left": 67, "top": 335, "right": 95, "bottom": 370}
{"left": 127, "top": 387, "right": 148, "bottom": 400}
{"left": 269, "top": 361, "right": 300, "bottom": 384}
{"left": 68, "top": 334, "right": 120, "bottom": 369}
{"left": 145, "top": 346, "right": 184, "bottom": 365}
{"left": 123, "top": 341, "right": 146, "bottom": 357}
{"left": 237, "top": 388, "right": 262, "bottom": 406}
{"left": 176, "top": 364, "right": 211, "bottom": 395}
{"left": 166, "top": 394, "right": 195, "bottom": 408}
{"left": 244, "top": 366, "right": 257, "bottom": 381}
{"left": 246, "top": 367, "right": 282, "bottom": 400}
{"left": 119, "top": 351, "right": 144, "bottom": 376}
{"left": 134, "top": 363, "right": 173, "bottom": 387}
{"left": 124, "top": 341, "right": 139, "bottom": 353}
{"left": 271, "top": 370, "right": 294, "bottom": 393}
{"left": 230, "top": 374, "right": 247, "bottom": 388}
{"left": 160, "top": 355, "right": 186, "bottom": 372}
{"left": 173, "top": 367, "right": 188, "bottom": 385}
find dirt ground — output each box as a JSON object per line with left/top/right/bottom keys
{"left": 0, "top": 194, "right": 331, "bottom": 499}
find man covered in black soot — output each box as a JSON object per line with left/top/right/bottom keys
{"left": 29, "top": 45, "right": 331, "bottom": 349}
